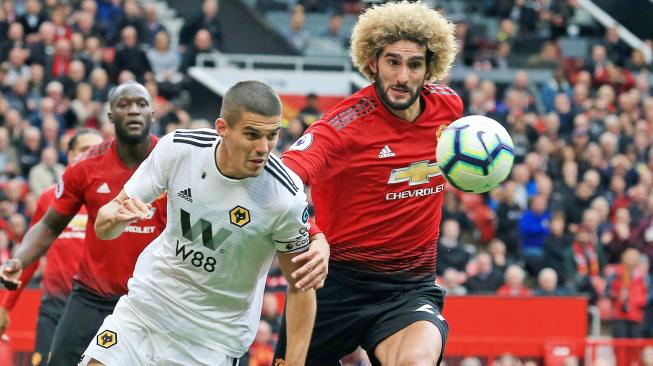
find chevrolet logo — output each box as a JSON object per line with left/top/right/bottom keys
{"left": 388, "top": 160, "right": 441, "bottom": 186}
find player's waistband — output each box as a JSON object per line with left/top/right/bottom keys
{"left": 328, "top": 261, "right": 436, "bottom": 292}
{"left": 71, "top": 280, "right": 121, "bottom": 310}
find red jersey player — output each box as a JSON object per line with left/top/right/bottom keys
{"left": 0, "top": 82, "right": 167, "bottom": 366}
{"left": 0, "top": 128, "right": 103, "bottom": 366}
{"left": 275, "top": 2, "right": 461, "bottom": 365}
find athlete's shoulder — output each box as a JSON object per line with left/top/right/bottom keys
{"left": 422, "top": 83, "right": 464, "bottom": 117}
{"left": 317, "top": 85, "right": 378, "bottom": 133}
{"left": 262, "top": 154, "right": 304, "bottom": 198}
{"left": 170, "top": 128, "right": 219, "bottom": 148}
{"left": 70, "top": 139, "right": 114, "bottom": 167}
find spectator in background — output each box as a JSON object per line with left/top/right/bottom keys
{"left": 179, "top": 0, "right": 222, "bottom": 50}
{"left": 534, "top": 267, "right": 571, "bottom": 296}
{"left": 437, "top": 267, "right": 468, "bottom": 296}
{"left": 90, "top": 68, "right": 111, "bottom": 103}
{"left": 298, "top": 93, "right": 321, "bottom": 129}
{"left": 278, "top": 118, "right": 304, "bottom": 153}
{"left": 437, "top": 219, "right": 472, "bottom": 276}
{"left": 321, "top": 12, "right": 347, "bottom": 49}
{"left": 143, "top": 4, "right": 165, "bottom": 47}
{"left": 248, "top": 320, "right": 275, "bottom": 366}
{"left": 60, "top": 60, "right": 87, "bottom": 100}
{"left": 607, "top": 247, "right": 648, "bottom": 338}
{"left": 284, "top": 5, "right": 311, "bottom": 54}
{"left": 48, "top": 38, "right": 73, "bottom": 79}
{"left": 109, "top": 0, "right": 147, "bottom": 46}
{"left": 28, "top": 147, "right": 64, "bottom": 197}
{"left": 261, "top": 293, "right": 281, "bottom": 335}
{"left": 634, "top": 193, "right": 653, "bottom": 273}
{"left": 488, "top": 238, "right": 514, "bottom": 274}
{"left": 496, "top": 181, "right": 523, "bottom": 256}
{"left": 147, "top": 30, "right": 182, "bottom": 99}
{"left": 464, "top": 252, "right": 504, "bottom": 293}
{"left": 114, "top": 26, "right": 152, "bottom": 83}
{"left": 497, "top": 264, "right": 532, "bottom": 296}
{"left": 603, "top": 207, "right": 634, "bottom": 264}
{"left": 180, "top": 29, "right": 216, "bottom": 73}
{"left": 642, "top": 346, "right": 653, "bottom": 366}
{"left": 565, "top": 224, "right": 606, "bottom": 304}
{"left": 543, "top": 212, "right": 572, "bottom": 284}
{"left": 519, "top": 194, "right": 551, "bottom": 276}
{"left": 0, "top": 22, "right": 25, "bottom": 63}
{"left": 18, "top": 127, "right": 42, "bottom": 177}
{"left": 18, "top": 0, "right": 45, "bottom": 35}
{"left": 0, "top": 127, "right": 19, "bottom": 178}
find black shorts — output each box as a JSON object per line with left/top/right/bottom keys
{"left": 47, "top": 282, "right": 120, "bottom": 366}
{"left": 30, "top": 295, "right": 67, "bottom": 366}
{"left": 274, "top": 264, "right": 448, "bottom": 366}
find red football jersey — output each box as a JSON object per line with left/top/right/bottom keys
{"left": 1, "top": 187, "right": 87, "bottom": 310}
{"left": 283, "top": 83, "right": 463, "bottom": 278}
{"left": 52, "top": 137, "right": 167, "bottom": 297}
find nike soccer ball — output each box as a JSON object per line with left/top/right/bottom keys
{"left": 435, "top": 115, "right": 514, "bottom": 193}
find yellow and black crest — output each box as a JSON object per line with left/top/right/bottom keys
{"left": 229, "top": 206, "right": 250, "bottom": 227}
{"left": 97, "top": 330, "right": 117, "bottom": 349}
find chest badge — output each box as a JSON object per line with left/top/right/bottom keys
{"left": 230, "top": 206, "right": 251, "bottom": 227}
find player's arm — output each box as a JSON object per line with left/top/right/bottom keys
{"left": 95, "top": 190, "right": 152, "bottom": 240}
{"left": 277, "top": 251, "right": 316, "bottom": 366}
{"left": 0, "top": 209, "right": 73, "bottom": 290}
{"left": 290, "top": 230, "right": 329, "bottom": 290}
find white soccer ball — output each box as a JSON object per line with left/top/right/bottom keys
{"left": 435, "top": 115, "right": 515, "bottom": 193}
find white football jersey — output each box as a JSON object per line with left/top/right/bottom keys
{"left": 122, "top": 128, "right": 310, "bottom": 357}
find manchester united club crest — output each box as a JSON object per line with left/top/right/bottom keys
{"left": 435, "top": 124, "right": 448, "bottom": 142}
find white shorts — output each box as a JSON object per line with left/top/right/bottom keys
{"left": 79, "top": 297, "right": 239, "bottom": 366}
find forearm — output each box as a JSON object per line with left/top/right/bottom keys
{"left": 284, "top": 287, "right": 316, "bottom": 365}
{"left": 14, "top": 222, "right": 59, "bottom": 268}
{"left": 1, "top": 261, "right": 37, "bottom": 308}
{"left": 95, "top": 200, "right": 130, "bottom": 240}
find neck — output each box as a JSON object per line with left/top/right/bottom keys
{"left": 386, "top": 98, "right": 422, "bottom": 123}
{"left": 116, "top": 136, "right": 151, "bottom": 168}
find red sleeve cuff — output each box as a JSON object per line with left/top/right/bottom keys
{"left": 1, "top": 260, "right": 39, "bottom": 311}
{"left": 308, "top": 217, "right": 322, "bottom": 237}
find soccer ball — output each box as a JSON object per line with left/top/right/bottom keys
{"left": 435, "top": 115, "right": 514, "bottom": 193}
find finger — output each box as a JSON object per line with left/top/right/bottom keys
{"left": 291, "top": 258, "right": 318, "bottom": 279}
{"left": 291, "top": 250, "right": 314, "bottom": 264}
{"left": 296, "top": 269, "right": 326, "bottom": 290}
{"left": 0, "top": 278, "right": 20, "bottom": 290}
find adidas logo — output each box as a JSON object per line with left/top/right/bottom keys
{"left": 178, "top": 188, "right": 193, "bottom": 203}
{"left": 96, "top": 183, "right": 110, "bottom": 194}
{"left": 378, "top": 145, "right": 395, "bottom": 158}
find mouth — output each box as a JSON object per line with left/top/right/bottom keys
{"left": 389, "top": 87, "right": 411, "bottom": 98}
{"left": 248, "top": 157, "right": 267, "bottom": 167}
{"left": 125, "top": 120, "right": 144, "bottom": 130}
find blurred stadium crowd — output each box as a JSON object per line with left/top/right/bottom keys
{"left": 1, "top": 0, "right": 653, "bottom": 365}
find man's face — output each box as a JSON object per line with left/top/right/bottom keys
{"left": 217, "top": 111, "right": 280, "bottom": 178}
{"left": 109, "top": 85, "right": 153, "bottom": 144}
{"left": 68, "top": 133, "right": 103, "bottom": 161}
{"left": 370, "top": 40, "right": 427, "bottom": 111}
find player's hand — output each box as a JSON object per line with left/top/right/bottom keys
{"left": 0, "top": 308, "right": 9, "bottom": 335}
{"left": 291, "top": 233, "right": 329, "bottom": 291}
{"left": 114, "top": 197, "right": 152, "bottom": 224}
{"left": 0, "top": 259, "right": 23, "bottom": 290}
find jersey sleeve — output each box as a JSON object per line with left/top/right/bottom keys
{"left": 51, "top": 162, "right": 86, "bottom": 217}
{"left": 282, "top": 122, "right": 346, "bottom": 185}
{"left": 272, "top": 190, "right": 310, "bottom": 254}
{"left": 124, "top": 133, "right": 174, "bottom": 203}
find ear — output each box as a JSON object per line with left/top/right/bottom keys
{"left": 369, "top": 57, "right": 378, "bottom": 75}
{"left": 215, "top": 117, "right": 228, "bottom": 137}
{"left": 107, "top": 112, "right": 113, "bottom": 123}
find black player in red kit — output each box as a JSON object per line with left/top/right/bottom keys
{"left": 0, "top": 82, "right": 167, "bottom": 366}
{"left": 274, "top": 2, "right": 461, "bottom": 365}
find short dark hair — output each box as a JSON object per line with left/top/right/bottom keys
{"left": 220, "top": 81, "right": 281, "bottom": 127}
{"left": 68, "top": 128, "right": 101, "bottom": 152}
{"left": 108, "top": 81, "right": 150, "bottom": 108}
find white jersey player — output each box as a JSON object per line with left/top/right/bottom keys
{"left": 82, "top": 81, "right": 318, "bottom": 366}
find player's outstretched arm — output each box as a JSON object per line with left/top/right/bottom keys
{"left": 95, "top": 190, "right": 152, "bottom": 240}
{"left": 278, "top": 251, "right": 317, "bottom": 366}
{"left": 0, "top": 209, "right": 73, "bottom": 290}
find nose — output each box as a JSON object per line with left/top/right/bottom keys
{"left": 396, "top": 64, "right": 410, "bottom": 84}
{"left": 127, "top": 102, "right": 140, "bottom": 114}
{"left": 254, "top": 138, "right": 269, "bottom": 155}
